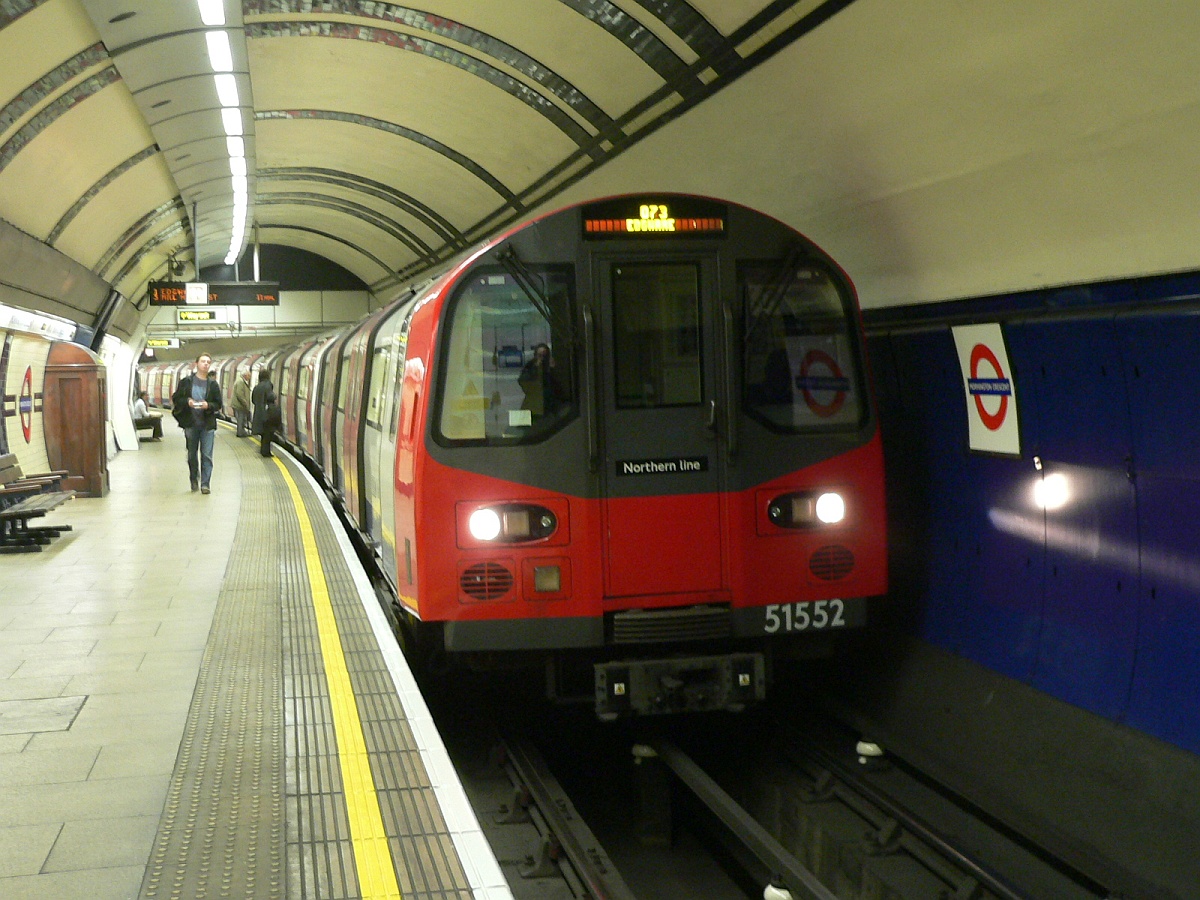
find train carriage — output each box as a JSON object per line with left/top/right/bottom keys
{"left": 214, "top": 357, "right": 239, "bottom": 419}
{"left": 316, "top": 330, "right": 351, "bottom": 488}
{"left": 339, "top": 305, "right": 391, "bottom": 532}
{"left": 312, "top": 328, "right": 350, "bottom": 472}
{"left": 277, "top": 341, "right": 307, "bottom": 443}
{"left": 296, "top": 332, "right": 336, "bottom": 460}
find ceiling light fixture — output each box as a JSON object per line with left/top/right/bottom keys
{"left": 214, "top": 73, "right": 239, "bottom": 107}
{"left": 196, "top": 0, "right": 225, "bottom": 26}
{"left": 220, "top": 107, "right": 243, "bottom": 136}
{"left": 205, "top": 31, "right": 233, "bottom": 72}
{"left": 198, "top": 1, "right": 251, "bottom": 270}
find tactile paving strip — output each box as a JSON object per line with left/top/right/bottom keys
{"left": 283, "top": 458, "right": 473, "bottom": 899}
{"left": 138, "top": 433, "right": 477, "bottom": 899}
{"left": 139, "top": 434, "right": 285, "bottom": 899}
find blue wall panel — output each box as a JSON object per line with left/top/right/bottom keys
{"left": 1121, "top": 309, "right": 1200, "bottom": 479}
{"left": 1016, "top": 319, "right": 1138, "bottom": 719}
{"left": 1119, "top": 311, "right": 1200, "bottom": 750}
{"left": 1125, "top": 476, "right": 1200, "bottom": 750}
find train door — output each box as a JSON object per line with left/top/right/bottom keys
{"left": 594, "top": 254, "right": 728, "bottom": 599}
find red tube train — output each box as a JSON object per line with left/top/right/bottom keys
{"left": 153, "top": 194, "right": 888, "bottom": 717}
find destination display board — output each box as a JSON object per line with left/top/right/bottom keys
{"left": 582, "top": 197, "right": 727, "bottom": 239}
{"left": 147, "top": 281, "right": 279, "bottom": 306}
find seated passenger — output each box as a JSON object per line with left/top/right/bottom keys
{"left": 132, "top": 391, "right": 163, "bottom": 440}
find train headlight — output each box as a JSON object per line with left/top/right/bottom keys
{"left": 468, "top": 508, "right": 502, "bottom": 541}
{"left": 465, "top": 503, "right": 558, "bottom": 543}
{"left": 768, "top": 490, "right": 847, "bottom": 528}
{"left": 815, "top": 492, "right": 846, "bottom": 524}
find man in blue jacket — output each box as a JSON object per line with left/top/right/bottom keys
{"left": 171, "top": 353, "right": 223, "bottom": 494}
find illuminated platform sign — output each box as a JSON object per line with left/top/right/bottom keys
{"left": 582, "top": 197, "right": 726, "bottom": 239}
{"left": 145, "top": 338, "right": 180, "bottom": 348}
{"left": 177, "top": 308, "right": 227, "bottom": 324}
{"left": 148, "top": 281, "right": 280, "bottom": 306}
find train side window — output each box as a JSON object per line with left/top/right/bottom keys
{"left": 322, "top": 346, "right": 341, "bottom": 412}
{"left": 337, "top": 353, "right": 352, "bottom": 413}
{"left": 437, "top": 264, "right": 575, "bottom": 444}
{"left": 388, "top": 306, "right": 416, "bottom": 440}
{"left": 741, "top": 262, "right": 864, "bottom": 431}
{"left": 366, "top": 344, "right": 390, "bottom": 428}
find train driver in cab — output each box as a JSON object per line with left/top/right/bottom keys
{"left": 518, "top": 342, "right": 565, "bottom": 421}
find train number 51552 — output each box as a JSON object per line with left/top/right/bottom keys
{"left": 763, "top": 599, "right": 846, "bottom": 633}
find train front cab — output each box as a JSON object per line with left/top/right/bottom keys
{"left": 411, "top": 196, "right": 888, "bottom": 717}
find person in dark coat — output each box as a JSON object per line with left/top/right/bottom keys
{"left": 250, "top": 368, "right": 273, "bottom": 437}
{"left": 171, "top": 352, "right": 222, "bottom": 493}
{"left": 260, "top": 390, "right": 282, "bottom": 458}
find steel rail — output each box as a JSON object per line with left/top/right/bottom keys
{"left": 502, "top": 733, "right": 639, "bottom": 900}
{"left": 647, "top": 738, "right": 839, "bottom": 900}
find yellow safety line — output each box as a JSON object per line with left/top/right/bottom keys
{"left": 272, "top": 456, "right": 403, "bottom": 899}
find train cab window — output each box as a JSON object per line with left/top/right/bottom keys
{"left": 612, "top": 263, "right": 701, "bottom": 408}
{"left": 437, "top": 265, "right": 575, "bottom": 444}
{"left": 741, "top": 261, "right": 864, "bottom": 431}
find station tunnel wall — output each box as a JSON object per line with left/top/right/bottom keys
{"left": 865, "top": 270, "right": 1200, "bottom": 757}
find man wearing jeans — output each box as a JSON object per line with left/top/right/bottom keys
{"left": 171, "top": 353, "right": 223, "bottom": 494}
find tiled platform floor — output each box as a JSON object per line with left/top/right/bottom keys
{"left": 0, "top": 428, "right": 242, "bottom": 898}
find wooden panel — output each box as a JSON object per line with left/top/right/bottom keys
{"left": 44, "top": 342, "right": 108, "bottom": 497}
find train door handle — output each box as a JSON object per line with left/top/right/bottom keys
{"left": 707, "top": 400, "right": 717, "bottom": 432}
{"left": 582, "top": 305, "right": 599, "bottom": 473}
{"left": 721, "top": 301, "right": 738, "bottom": 457}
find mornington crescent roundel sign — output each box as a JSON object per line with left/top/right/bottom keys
{"left": 952, "top": 324, "right": 1021, "bottom": 456}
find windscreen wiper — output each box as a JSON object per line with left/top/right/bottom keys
{"left": 495, "top": 245, "right": 574, "bottom": 344}
{"left": 743, "top": 244, "right": 805, "bottom": 360}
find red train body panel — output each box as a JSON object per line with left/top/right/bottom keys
{"left": 144, "top": 194, "right": 888, "bottom": 717}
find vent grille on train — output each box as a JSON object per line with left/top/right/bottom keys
{"left": 610, "top": 605, "right": 731, "bottom": 644}
{"left": 460, "top": 562, "right": 514, "bottom": 601}
{"left": 809, "top": 545, "right": 855, "bottom": 581}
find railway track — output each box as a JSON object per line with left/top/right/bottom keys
{"left": 447, "top": 692, "right": 1123, "bottom": 899}
{"left": 662, "top": 710, "right": 1116, "bottom": 899}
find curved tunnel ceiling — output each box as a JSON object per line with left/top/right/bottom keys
{"left": 0, "top": 0, "right": 849, "bottom": 326}
{"left": 2, "top": 0, "right": 1199, "bottom": 336}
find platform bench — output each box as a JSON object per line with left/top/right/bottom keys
{"left": 0, "top": 455, "right": 75, "bottom": 552}
{"left": 0, "top": 453, "right": 68, "bottom": 488}
{"left": 134, "top": 415, "right": 164, "bottom": 441}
